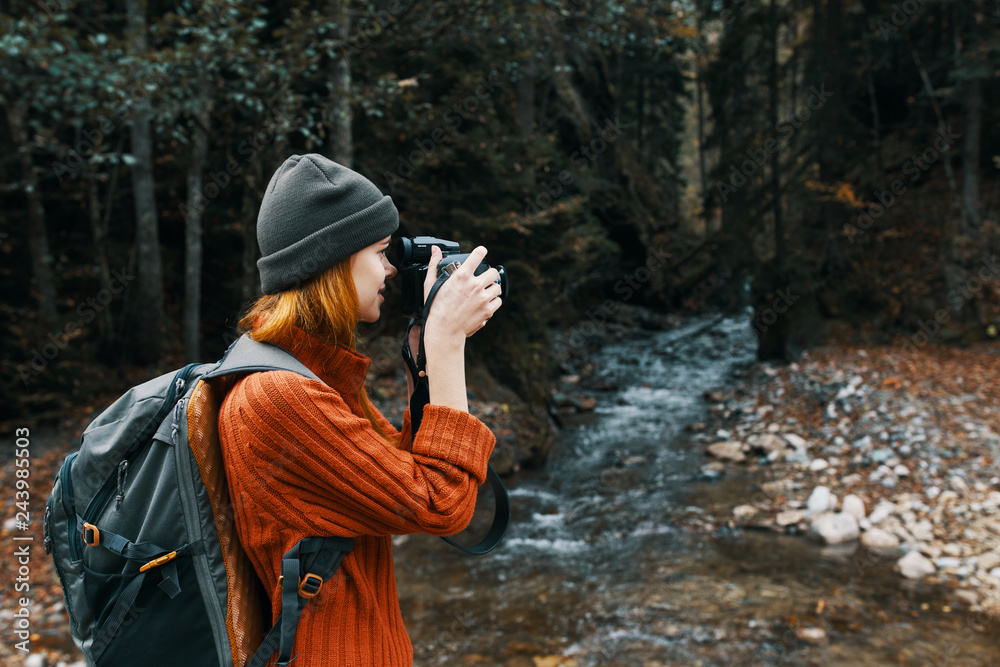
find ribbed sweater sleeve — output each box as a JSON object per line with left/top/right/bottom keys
{"left": 222, "top": 370, "right": 495, "bottom": 538}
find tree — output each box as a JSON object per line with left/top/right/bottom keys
{"left": 125, "top": 0, "right": 164, "bottom": 364}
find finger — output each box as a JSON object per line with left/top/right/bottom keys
{"left": 484, "top": 282, "right": 503, "bottom": 298}
{"left": 423, "top": 246, "right": 442, "bottom": 296}
{"left": 456, "top": 246, "right": 488, "bottom": 276}
{"left": 476, "top": 267, "right": 501, "bottom": 286}
{"left": 427, "top": 246, "right": 442, "bottom": 274}
{"left": 488, "top": 297, "right": 503, "bottom": 316}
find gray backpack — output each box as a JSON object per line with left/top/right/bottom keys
{"left": 44, "top": 335, "right": 354, "bottom": 667}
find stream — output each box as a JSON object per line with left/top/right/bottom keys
{"left": 393, "top": 315, "right": 1000, "bottom": 666}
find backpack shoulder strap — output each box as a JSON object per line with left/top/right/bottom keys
{"left": 248, "top": 536, "right": 354, "bottom": 667}
{"left": 203, "top": 334, "right": 320, "bottom": 382}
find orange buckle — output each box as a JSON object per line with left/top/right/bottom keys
{"left": 82, "top": 523, "right": 101, "bottom": 547}
{"left": 298, "top": 573, "right": 323, "bottom": 599}
{"left": 139, "top": 551, "right": 178, "bottom": 573}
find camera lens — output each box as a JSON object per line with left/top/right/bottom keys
{"left": 396, "top": 237, "right": 413, "bottom": 264}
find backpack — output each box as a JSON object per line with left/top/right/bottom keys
{"left": 44, "top": 333, "right": 509, "bottom": 666}
{"left": 44, "top": 335, "right": 356, "bottom": 667}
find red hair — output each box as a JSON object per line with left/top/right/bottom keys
{"left": 239, "top": 260, "right": 399, "bottom": 447}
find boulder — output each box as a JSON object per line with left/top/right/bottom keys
{"left": 706, "top": 441, "right": 746, "bottom": 463}
{"left": 842, "top": 494, "right": 866, "bottom": 522}
{"left": 860, "top": 528, "right": 900, "bottom": 552}
{"left": 776, "top": 510, "right": 805, "bottom": 527}
{"left": 795, "top": 627, "right": 827, "bottom": 644}
{"left": 806, "top": 486, "right": 836, "bottom": 517}
{"left": 896, "top": 551, "right": 936, "bottom": 579}
{"left": 976, "top": 551, "right": 1000, "bottom": 572}
{"left": 783, "top": 433, "right": 808, "bottom": 449}
{"left": 755, "top": 433, "right": 787, "bottom": 456}
{"left": 867, "top": 500, "right": 896, "bottom": 526}
{"left": 809, "top": 458, "right": 829, "bottom": 472}
{"left": 809, "top": 512, "right": 860, "bottom": 545}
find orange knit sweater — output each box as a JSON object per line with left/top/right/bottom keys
{"left": 218, "top": 327, "right": 496, "bottom": 666}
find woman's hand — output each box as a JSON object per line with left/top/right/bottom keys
{"left": 417, "top": 245, "right": 503, "bottom": 413}
{"left": 422, "top": 245, "right": 503, "bottom": 341}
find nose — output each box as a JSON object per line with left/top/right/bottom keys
{"left": 384, "top": 255, "right": 397, "bottom": 279}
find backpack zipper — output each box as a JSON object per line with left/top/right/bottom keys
{"left": 82, "top": 363, "right": 200, "bottom": 526}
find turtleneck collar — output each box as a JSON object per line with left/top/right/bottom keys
{"left": 264, "top": 325, "right": 371, "bottom": 401}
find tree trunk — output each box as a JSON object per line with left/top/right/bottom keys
{"left": 695, "top": 69, "right": 707, "bottom": 202}
{"left": 241, "top": 159, "right": 264, "bottom": 305}
{"left": 326, "top": 0, "right": 352, "bottom": 166}
{"left": 6, "top": 102, "right": 58, "bottom": 324}
{"left": 516, "top": 59, "right": 536, "bottom": 141}
{"left": 184, "top": 84, "right": 210, "bottom": 363}
{"left": 769, "top": 0, "right": 783, "bottom": 266}
{"left": 961, "top": 77, "right": 982, "bottom": 230}
{"left": 126, "top": 0, "right": 163, "bottom": 364}
{"left": 87, "top": 159, "right": 114, "bottom": 347}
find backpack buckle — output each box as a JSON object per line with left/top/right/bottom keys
{"left": 82, "top": 523, "right": 101, "bottom": 547}
{"left": 139, "top": 551, "right": 178, "bottom": 573}
{"left": 298, "top": 573, "right": 323, "bottom": 599}
{"left": 276, "top": 573, "right": 324, "bottom": 598}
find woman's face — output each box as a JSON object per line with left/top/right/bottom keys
{"left": 351, "top": 236, "right": 397, "bottom": 323}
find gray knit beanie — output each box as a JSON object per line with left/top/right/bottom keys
{"left": 256, "top": 154, "right": 399, "bottom": 294}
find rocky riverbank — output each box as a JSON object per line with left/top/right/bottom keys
{"left": 693, "top": 341, "right": 1000, "bottom": 618}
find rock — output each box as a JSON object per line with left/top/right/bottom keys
{"left": 785, "top": 448, "right": 810, "bottom": 464}
{"left": 868, "top": 500, "right": 896, "bottom": 526}
{"left": 871, "top": 448, "right": 894, "bottom": 463}
{"left": 976, "top": 551, "right": 1000, "bottom": 572}
{"left": 985, "top": 492, "right": 1000, "bottom": 508}
{"left": 706, "top": 441, "right": 746, "bottom": 463}
{"left": 896, "top": 551, "right": 936, "bottom": 579}
{"left": 761, "top": 479, "right": 793, "bottom": 496}
{"left": 909, "top": 519, "right": 935, "bottom": 542}
{"left": 24, "top": 655, "right": 46, "bottom": 667}
{"left": 795, "top": 627, "right": 827, "bottom": 644}
{"left": 942, "top": 543, "right": 963, "bottom": 557}
{"left": 893, "top": 464, "right": 910, "bottom": 477}
{"left": 861, "top": 528, "right": 900, "bottom": 552}
{"left": 755, "top": 433, "right": 787, "bottom": 455}
{"left": 841, "top": 473, "right": 863, "bottom": 486}
{"left": 809, "top": 512, "right": 860, "bottom": 545}
{"left": 807, "top": 486, "right": 832, "bottom": 516}
{"left": 842, "top": 494, "right": 866, "bottom": 522}
{"left": 949, "top": 476, "right": 969, "bottom": 494}
{"left": 733, "top": 505, "right": 757, "bottom": 519}
{"left": 954, "top": 589, "right": 979, "bottom": 606}
{"left": 783, "top": 433, "right": 808, "bottom": 449}
{"left": 776, "top": 510, "right": 805, "bottom": 527}
{"left": 809, "top": 458, "right": 829, "bottom": 472}
{"left": 939, "top": 490, "right": 960, "bottom": 504}
{"left": 935, "top": 557, "right": 962, "bottom": 570}
{"left": 990, "top": 567, "right": 1000, "bottom": 579}
{"left": 698, "top": 465, "right": 724, "bottom": 481}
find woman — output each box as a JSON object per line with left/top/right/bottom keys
{"left": 218, "top": 154, "right": 502, "bottom": 666}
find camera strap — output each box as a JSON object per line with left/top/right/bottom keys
{"left": 400, "top": 273, "right": 510, "bottom": 556}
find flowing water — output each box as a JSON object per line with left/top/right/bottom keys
{"left": 394, "top": 315, "right": 1000, "bottom": 666}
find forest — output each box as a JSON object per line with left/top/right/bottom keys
{"left": 2, "top": 0, "right": 997, "bottom": 422}
{"left": 2, "top": 1, "right": 1000, "bottom": 665}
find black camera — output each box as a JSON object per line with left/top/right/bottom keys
{"left": 396, "top": 236, "right": 509, "bottom": 318}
